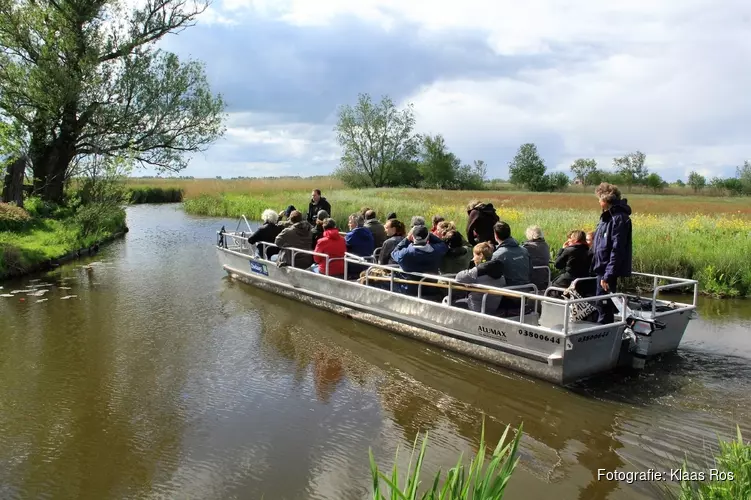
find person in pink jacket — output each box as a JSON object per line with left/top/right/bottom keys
{"left": 313, "top": 219, "right": 346, "bottom": 277}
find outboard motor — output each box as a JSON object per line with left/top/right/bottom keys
{"left": 624, "top": 316, "right": 666, "bottom": 369}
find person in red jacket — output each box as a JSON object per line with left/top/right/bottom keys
{"left": 312, "top": 218, "right": 346, "bottom": 277}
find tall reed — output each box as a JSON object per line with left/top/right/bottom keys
{"left": 369, "top": 421, "right": 522, "bottom": 499}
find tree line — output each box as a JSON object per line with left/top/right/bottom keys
{"left": 570, "top": 154, "right": 751, "bottom": 195}
{"left": 333, "top": 94, "right": 751, "bottom": 196}
{"left": 0, "top": 0, "right": 225, "bottom": 204}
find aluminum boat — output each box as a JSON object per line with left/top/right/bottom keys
{"left": 216, "top": 218, "right": 698, "bottom": 386}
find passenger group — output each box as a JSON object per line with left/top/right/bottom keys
{"left": 246, "top": 184, "right": 633, "bottom": 324}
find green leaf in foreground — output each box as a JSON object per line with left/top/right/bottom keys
{"left": 369, "top": 419, "right": 523, "bottom": 499}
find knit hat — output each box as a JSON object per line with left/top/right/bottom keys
{"left": 283, "top": 205, "right": 296, "bottom": 217}
{"left": 412, "top": 225, "right": 429, "bottom": 246}
{"left": 317, "top": 210, "right": 329, "bottom": 221}
{"left": 387, "top": 212, "right": 397, "bottom": 220}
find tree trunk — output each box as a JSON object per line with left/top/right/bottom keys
{"left": 29, "top": 133, "right": 75, "bottom": 204}
{"left": 2, "top": 156, "right": 27, "bottom": 207}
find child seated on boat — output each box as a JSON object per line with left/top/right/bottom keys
{"left": 452, "top": 243, "right": 506, "bottom": 312}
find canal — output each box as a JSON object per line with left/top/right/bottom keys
{"left": 1, "top": 204, "right": 749, "bottom": 499}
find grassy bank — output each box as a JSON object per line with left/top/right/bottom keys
{"left": 184, "top": 188, "right": 751, "bottom": 297}
{"left": 0, "top": 201, "right": 126, "bottom": 280}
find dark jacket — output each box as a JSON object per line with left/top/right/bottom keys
{"left": 364, "top": 218, "right": 387, "bottom": 249}
{"left": 248, "top": 222, "right": 283, "bottom": 259}
{"left": 523, "top": 238, "right": 551, "bottom": 292}
{"left": 391, "top": 233, "right": 448, "bottom": 274}
{"left": 553, "top": 243, "right": 591, "bottom": 288}
{"left": 491, "top": 237, "right": 531, "bottom": 287}
{"left": 440, "top": 246, "right": 472, "bottom": 275}
{"left": 466, "top": 203, "right": 499, "bottom": 246}
{"left": 313, "top": 228, "right": 346, "bottom": 276}
{"left": 379, "top": 235, "right": 404, "bottom": 265}
{"left": 311, "top": 222, "right": 325, "bottom": 249}
{"left": 307, "top": 197, "right": 332, "bottom": 224}
{"left": 274, "top": 221, "right": 313, "bottom": 268}
{"left": 591, "top": 200, "right": 633, "bottom": 280}
{"left": 345, "top": 226, "right": 375, "bottom": 257}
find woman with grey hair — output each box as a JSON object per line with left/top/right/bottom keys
{"left": 591, "top": 182, "right": 632, "bottom": 324}
{"left": 345, "top": 212, "right": 375, "bottom": 257}
{"left": 522, "top": 225, "right": 551, "bottom": 293}
{"left": 248, "top": 208, "right": 283, "bottom": 259}
{"left": 410, "top": 215, "right": 426, "bottom": 228}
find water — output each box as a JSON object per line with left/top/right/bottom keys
{"left": 1, "top": 204, "right": 749, "bottom": 500}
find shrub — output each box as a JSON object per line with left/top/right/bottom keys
{"left": 23, "top": 196, "right": 59, "bottom": 218}
{"left": 71, "top": 203, "right": 126, "bottom": 240}
{"left": 0, "top": 202, "right": 31, "bottom": 231}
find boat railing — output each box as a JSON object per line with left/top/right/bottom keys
{"left": 218, "top": 232, "right": 627, "bottom": 337}
{"left": 349, "top": 258, "right": 623, "bottom": 333}
{"left": 631, "top": 271, "right": 699, "bottom": 314}
{"left": 545, "top": 272, "right": 698, "bottom": 318}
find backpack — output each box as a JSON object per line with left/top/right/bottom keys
{"left": 562, "top": 284, "right": 597, "bottom": 322}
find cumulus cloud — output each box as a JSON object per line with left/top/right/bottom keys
{"left": 153, "top": 0, "right": 751, "bottom": 181}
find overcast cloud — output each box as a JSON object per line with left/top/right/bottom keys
{"left": 155, "top": 0, "right": 751, "bottom": 181}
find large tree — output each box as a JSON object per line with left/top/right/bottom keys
{"left": 612, "top": 151, "right": 648, "bottom": 190}
{"left": 570, "top": 158, "right": 597, "bottom": 185}
{"left": 0, "top": 0, "right": 225, "bottom": 202}
{"left": 334, "top": 93, "right": 419, "bottom": 188}
{"left": 687, "top": 171, "right": 706, "bottom": 193}
{"left": 418, "top": 134, "right": 459, "bottom": 189}
{"left": 508, "top": 143, "right": 547, "bottom": 191}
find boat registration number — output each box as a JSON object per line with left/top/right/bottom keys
{"left": 518, "top": 329, "right": 561, "bottom": 345}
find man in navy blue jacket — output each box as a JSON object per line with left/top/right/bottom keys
{"left": 591, "top": 183, "right": 633, "bottom": 324}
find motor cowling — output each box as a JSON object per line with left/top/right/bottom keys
{"left": 624, "top": 316, "right": 665, "bottom": 369}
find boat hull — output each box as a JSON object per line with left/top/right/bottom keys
{"left": 217, "top": 247, "right": 629, "bottom": 386}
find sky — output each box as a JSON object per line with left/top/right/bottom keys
{"left": 153, "top": 0, "right": 751, "bottom": 181}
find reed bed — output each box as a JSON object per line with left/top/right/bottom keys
{"left": 125, "top": 176, "right": 345, "bottom": 200}
{"left": 133, "top": 177, "right": 751, "bottom": 215}
{"left": 184, "top": 187, "right": 751, "bottom": 297}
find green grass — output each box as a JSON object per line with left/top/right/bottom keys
{"left": 0, "top": 203, "right": 126, "bottom": 279}
{"left": 183, "top": 189, "right": 751, "bottom": 297}
{"left": 369, "top": 420, "right": 522, "bottom": 499}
